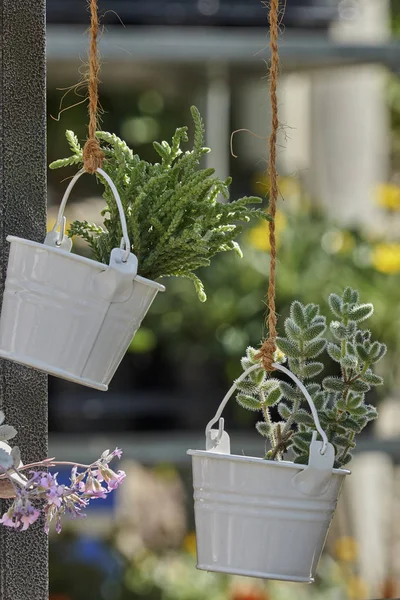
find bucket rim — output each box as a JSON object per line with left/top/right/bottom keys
{"left": 187, "top": 449, "right": 350, "bottom": 476}
{"left": 195, "top": 563, "right": 314, "bottom": 583}
{"left": 0, "top": 349, "right": 109, "bottom": 390}
{"left": 6, "top": 236, "right": 165, "bottom": 292}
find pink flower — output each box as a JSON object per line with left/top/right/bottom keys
{"left": 39, "top": 473, "right": 57, "bottom": 490}
{"left": 20, "top": 506, "right": 40, "bottom": 531}
{"left": 0, "top": 447, "right": 126, "bottom": 535}
{"left": 1, "top": 494, "right": 41, "bottom": 532}
{"left": 0, "top": 509, "right": 19, "bottom": 529}
{"left": 70, "top": 466, "right": 78, "bottom": 485}
{"left": 82, "top": 475, "right": 107, "bottom": 499}
{"left": 56, "top": 515, "right": 62, "bottom": 534}
{"left": 36, "top": 471, "right": 65, "bottom": 507}
{"left": 111, "top": 448, "right": 123, "bottom": 460}
{"left": 46, "top": 485, "right": 65, "bottom": 508}
{"left": 99, "top": 448, "right": 123, "bottom": 466}
{"left": 101, "top": 468, "right": 126, "bottom": 491}
{"left": 91, "top": 469, "right": 104, "bottom": 483}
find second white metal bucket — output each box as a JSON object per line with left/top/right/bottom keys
{"left": 0, "top": 168, "right": 164, "bottom": 390}
{"left": 188, "top": 363, "right": 349, "bottom": 583}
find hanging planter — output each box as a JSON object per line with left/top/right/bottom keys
{"left": 0, "top": 168, "right": 164, "bottom": 390}
{"left": 188, "top": 286, "right": 386, "bottom": 582}
{"left": 185, "top": 0, "right": 387, "bottom": 584}
{"left": 0, "top": 0, "right": 268, "bottom": 391}
{"left": 188, "top": 3, "right": 357, "bottom": 582}
{"left": 49, "top": 107, "right": 267, "bottom": 303}
{"left": 0, "top": 0, "right": 267, "bottom": 389}
{"left": 188, "top": 362, "right": 349, "bottom": 583}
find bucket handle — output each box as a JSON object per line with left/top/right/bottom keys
{"left": 205, "top": 362, "right": 329, "bottom": 455}
{"left": 48, "top": 168, "right": 131, "bottom": 263}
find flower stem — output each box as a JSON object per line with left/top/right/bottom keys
{"left": 19, "top": 460, "right": 94, "bottom": 471}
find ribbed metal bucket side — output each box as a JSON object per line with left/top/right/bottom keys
{"left": 0, "top": 239, "right": 109, "bottom": 375}
{"left": 0, "top": 238, "right": 166, "bottom": 390}
{"left": 81, "top": 277, "right": 163, "bottom": 386}
{"left": 189, "top": 452, "right": 347, "bottom": 582}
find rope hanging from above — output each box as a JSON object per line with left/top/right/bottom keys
{"left": 256, "top": 0, "right": 280, "bottom": 372}
{"left": 82, "top": 0, "right": 105, "bottom": 173}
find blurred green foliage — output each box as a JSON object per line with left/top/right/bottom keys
{"left": 392, "top": 0, "right": 400, "bottom": 35}
{"left": 48, "top": 87, "right": 196, "bottom": 195}
{"left": 50, "top": 528, "right": 376, "bottom": 600}
{"left": 136, "top": 205, "right": 400, "bottom": 399}
{"left": 47, "top": 85, "right": 400, "bottom": 416}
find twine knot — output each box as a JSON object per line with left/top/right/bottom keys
{"left": 257, "top": 0, "right": 280, "bottom": 372}
{"left": 83, "top": 138, "right": 104, "bottom": 173}
{"left": 83, "top": 0, "right": 103, "bottom": 174}
{"left": 256, "top": 337, "right": 276, "bottom": 372}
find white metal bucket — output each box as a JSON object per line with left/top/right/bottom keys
{"left": 188, "top": 363, "right": 349, "bottom": 583}
{"left": 0, "top": 168, "right": 164, "bottom": 390}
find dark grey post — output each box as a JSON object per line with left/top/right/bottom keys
{"left": 0, "top": 2, "right": 48, "bottom": 599}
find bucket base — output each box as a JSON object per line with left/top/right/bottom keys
{"left": 196, "top": 563, "right": 314, "bottom": 584}
{"left": 0, "top": 351, "right": 108, "bottom": 391}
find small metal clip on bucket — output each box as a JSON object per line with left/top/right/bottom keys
{"left": 0, "top": 167, "right": 164, "bottom": 390}
{"left": 188, "top": 362, "right": 349, "bottom": 582}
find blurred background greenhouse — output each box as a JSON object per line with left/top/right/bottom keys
{"left": 47, "top": 1, "right": 400, "bottom": 599}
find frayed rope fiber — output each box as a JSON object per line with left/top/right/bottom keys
{"left": 83, "top": 0, "right": 104, "bottom": 173}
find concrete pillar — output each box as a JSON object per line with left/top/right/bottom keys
{"left": 234, "top": 75, "right": 270, "bottom": 169}
{"left": 278, "top": 73, "right": 311, "bottom": 178}
{"left": 346, "top": 452, "right": 394, "bottom": 596}
{"left": 233, "top": 72, "right": 310, "bottom": 184}
{"left": 0, "top": 2, "right": 48, "bottom": 599}
{"left": 308, "top": 0, "right": 390, "bottom": 229}
{"left": 205, "top": 62, "right": 231, "bottom": 185}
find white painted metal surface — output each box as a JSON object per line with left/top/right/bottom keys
{"left": 0, "top": 169, "right": 164, "bottom": 390}
{"left": 188, "top": 362, "right": 349, "bottom": 582}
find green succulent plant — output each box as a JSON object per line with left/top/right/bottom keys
{"left": 50, "top": 106, "right": 268, "bottom": 301}
{"left": 235, "top": 287, "right": 386, "bottom": 468}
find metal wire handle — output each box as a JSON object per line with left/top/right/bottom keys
{"left": 205, "top": 362, "right": 329, "bottom": 455}
{"left": 50, "top": 167, "right": 131, "bottom": 262}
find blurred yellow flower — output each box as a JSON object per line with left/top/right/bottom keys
{"left": 340, "top": 231, "right": 356, "bottom": 254}
{"left": 183, "top": 531, "right": 197, "bottom": 557}
{"left": 279, "top": 177, "right": 302, "bottom": 199}
{"left": 347, "top": 575, "right": 369, "bottom": 600}
{"left": 334, "top": 536, "right": 359, "bottom": 563}
{"left": 376, "top": 183, "right": 400, "bottom": 211}
{"left": 252, "top": 173, "right": 301, "bottom": 200}
{"left": 248, "top": 211, "right": 287, "bottom": 252}
{"left": 321, "top": 230, "right": 355, "bottom": 255}
{"left": 252, "top": 172, "right": 270, "bottom": 197}
{"left": 371, "top": 243, "right": 400, "bottom": 274}
{"left": 46, "top": 217, "right": 71, "bottom": 234}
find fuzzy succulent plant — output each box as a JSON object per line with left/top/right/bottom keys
{"left": 235, "top": 288, "right": 385, "bottom": 468}
{"left": 50, "top": 106, "right": 268, "bottom": 301}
